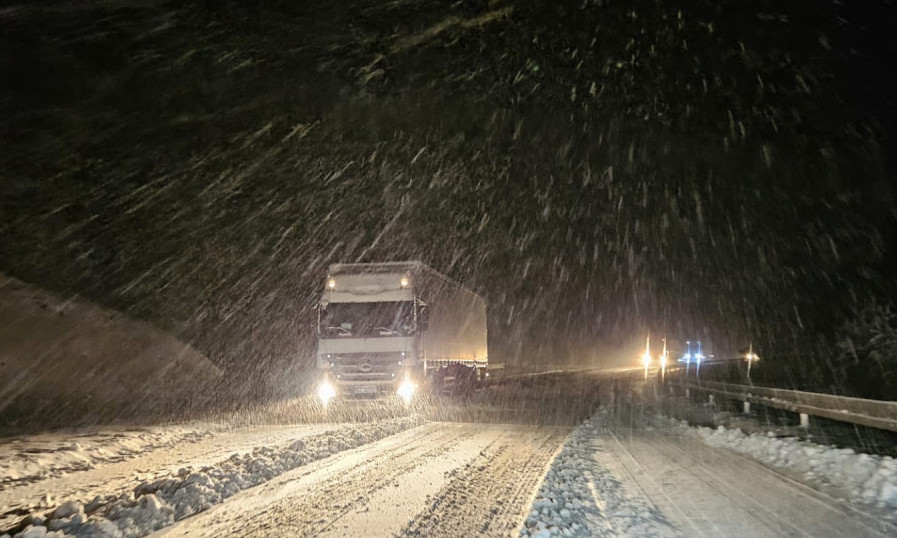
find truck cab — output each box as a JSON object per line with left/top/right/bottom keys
{"left": 315, "top": 262, "right": 487, "bottom": 403}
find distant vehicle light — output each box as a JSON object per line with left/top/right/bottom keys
{"left": 397, "top": 378, "right": 416, "bottom": 404}
{"left": 400, "top": 277, "right": 410, "bottom": 288}
{"left": 328, "top": 278, "right": 336, "bottom": 289}
{"left": 642, "top": 335, "right": 651, "bottom": 368}
{"left": 317, "top": 380, "right": 336, "bottom": 405}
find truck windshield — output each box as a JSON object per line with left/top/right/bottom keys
{"left": 320, "top": 301, "right": 414, "bottom": 338}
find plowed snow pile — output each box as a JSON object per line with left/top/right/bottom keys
{"left": 3, "top": 416, "right": 425, "bottom": 538}
{"left": 0, "top": 425, "right": 217, "bottom": 488}
{"left": 520, "top": 410, "right": 677, "bottom": 538}
{"left": 668, "top": 418, "right": 897, "bottom": 515}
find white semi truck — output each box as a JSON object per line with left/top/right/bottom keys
{"left": 315, "top": 261, "right": 489, "bottom": 403}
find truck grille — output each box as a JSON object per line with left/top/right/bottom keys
{"left": 330, "top": 353, "right": 402, "bottom": 383}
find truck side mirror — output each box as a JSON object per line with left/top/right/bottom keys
{"left": 418, "top": 306, "right": 430, "bottom": 331}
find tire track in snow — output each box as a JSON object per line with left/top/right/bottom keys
{"left": 153, "top": 423, "right": 477, "bottom": 537}
{"left": 609, "top": 423, "right": 894, "bottom": 537}
{"left": 400, "top": 425, "right": 568, "bottom": 537}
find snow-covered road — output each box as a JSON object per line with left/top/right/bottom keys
{"left": 0, "top": 423, "right": 335, "bottom": 528}
{"left": 521, "top": 407, "right": 897, "bottom": 538}
{"left": 151, "top": 422, "right": 567, "bottom": 537}
{"left": 2, "top": 420, "right": 568, "bottom": 538}
{"left": 606, "top": 425, "right": 893, "bottom": 537}
{"left": 5, "top": 373, "right": 896, "bottom": 538}
{"left": 2, "top": 417, "right": 428, "bottom": 537}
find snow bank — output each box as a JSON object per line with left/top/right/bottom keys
{"left": 520, "top": 410, "right": 677, "bottom": 538}
{"left": 667, "top": 417, "right": 897, "bottom": 512}
{"left": 0, "top": 425, "right": 216, "bottom": 488}
{"left": 14, "top": 416, "right": 425, "bottom": 538}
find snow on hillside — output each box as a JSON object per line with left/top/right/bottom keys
{"left": 0, "top": 273, "right": 222, "bottom": 428}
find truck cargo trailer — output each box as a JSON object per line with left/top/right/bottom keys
{"left": 315, "top": 261, "right": 489, "bottom": 403}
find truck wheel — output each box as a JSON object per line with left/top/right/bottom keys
{"left": 455, "top": 365, "right": 478, "bottom": 398}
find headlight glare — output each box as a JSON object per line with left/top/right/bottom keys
{"left": 318, "top": 380, "right": 336, "bottom": 405}
{"left": 397, "top": 378, "right": 416, "bottom": 404}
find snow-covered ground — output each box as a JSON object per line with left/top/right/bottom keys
{"left": 520, "top": 410, "right": 678, "bottom": 538}
{"left": 665, "top": 417, "right": 897, "bottom": 516}
{"left": 522, "top": 408, "right": 897, "bottom": 538}
{"left": 154, "top": 422, "right": 566, "bottom": 538}
{"left": 2, "top": 416, "right": 424, "bottom": 538}
{"left": 0, "top": 273, "right": 221, "bottom": 429}
{"left": 9, "top": 401, "right": 897, "bottom": 538}
{"left": 0, "top": 422, "right": 347, "bottom": 530}
{"left": 0, "top": 424, "right": 219, "bottom": 488}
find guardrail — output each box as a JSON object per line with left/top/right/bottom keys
{"left": 667, "top": 377, "right": 897, "bottom": 433}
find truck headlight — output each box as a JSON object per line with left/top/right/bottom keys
{"left": 397, "top": 378, "right": 416, "bottom": 404}
{"left": 318, "top": 379, "right": 336, "bottom": 405}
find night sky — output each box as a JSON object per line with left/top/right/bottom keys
{"left": 1, "top": 0, "right": 895, "bottom": 391}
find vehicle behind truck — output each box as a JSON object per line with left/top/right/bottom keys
{"left": 315, "top": 261, "right": 490, "bottom": 403}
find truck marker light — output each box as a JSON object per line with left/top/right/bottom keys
{"left": 328, "top": 278, "right": 336, "bottom": 289}
{"left": 400, "top": 277, "right": 409, "bottom": 287}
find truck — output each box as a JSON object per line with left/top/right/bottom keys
{"left": 314, "top": 261, "right": 490, "bottom": 403}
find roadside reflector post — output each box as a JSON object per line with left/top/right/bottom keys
{"left": 800, "top": 413, "right": 810, "bottom": 429}
{"left": 685, "top": 388, "right": 690, "bottom": 398}
{"left": 743, "top": 401, "right": 751, "bottom": 414}
{"left": 708, "top": 394, "right": 715, "bottom": 405}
